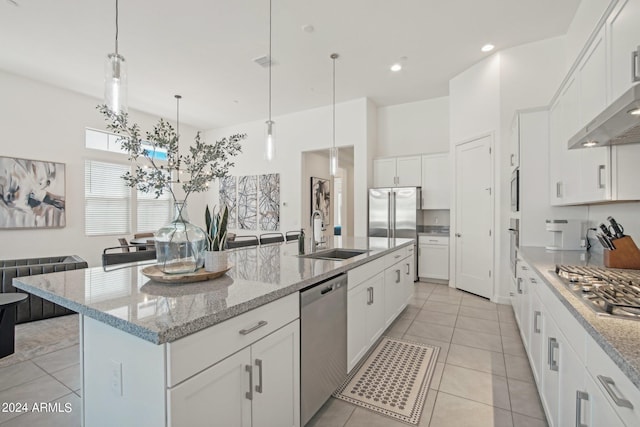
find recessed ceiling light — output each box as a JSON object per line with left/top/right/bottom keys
{"left": 390, "top": 63, "right": 402, "bottom": 72}
{"left": 481, "top": 44, "right": 495, "bottom": 52}
{"left": 302, "top": 24, "right": 314, "bottom": 33}
{"left": 582, "top": 141, "right": 598, "bottom": 147}
{"left": 627, "top": 107, "right": 640, "bottom": 116}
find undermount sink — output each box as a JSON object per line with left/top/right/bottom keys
{"left": 300, "top": 249, "right": 369, "bottom": 261}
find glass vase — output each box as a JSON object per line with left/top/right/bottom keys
{"left": 155, "top": 201, "right": 207, "bottom": 274}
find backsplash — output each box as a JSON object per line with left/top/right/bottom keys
{"left": 422, "top": 209, "right": 450, "bottom": 226}
{"left": 587, "top": 201, "right": 640, "bottom": 254}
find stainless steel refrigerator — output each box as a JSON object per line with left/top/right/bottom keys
{"left": 368, "top": 187, "right": 421, "bottom": 279}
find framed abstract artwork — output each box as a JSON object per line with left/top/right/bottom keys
{"left": 310, "top": 176, "right": 330, "bottom": 224}
{"left": 0, "top": 156, "right": 66, "bottom": 229}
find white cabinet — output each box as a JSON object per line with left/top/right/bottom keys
{"left": 418, "top": 235, "right": 449, "bottom": 280}
{"left": 347, "top": 272, "right": 385, "bottom": 372}
{"left": 404, "top": 248, "right": 415, "bottom": 304}
{"left": 529, "top": 292, "right": 544, "bottom": 385}
{"left": 169, "top": 320, "right": 300, "bottom": 427}
{"left": 420, "top": 153, "right": 450, "bottom": 209}
{"left": 373, "top": 156, "right": 421, "bottom": 187}
{"left": 384, "top": 256, "right": 411, "bottom": 328}
{"left": 510, "top": 114, "right": 520, "bottom": 172}
{"left": 549, "top": 98, "right": 565, "bottom": 206}
{"left": 541, "top": 311, "right": 561, "bottom": 427}
{"left": 583, "top": 372, "right": 626, "bottom": 427}
{"left": 607, "top": 0, "right": 640, "bottom": 102}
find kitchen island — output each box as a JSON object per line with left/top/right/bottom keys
{"left": 13, "top": 237, "right": 414, "bottom": 427}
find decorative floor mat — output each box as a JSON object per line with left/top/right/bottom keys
{"left": 333, "top": 336, "right": 439, "bottom": 425}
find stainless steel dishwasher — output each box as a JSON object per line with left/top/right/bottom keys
{"left": 300, "top": 273, "right": 347, "bottom": 426}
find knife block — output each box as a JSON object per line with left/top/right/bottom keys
{"left": 603, "top": 236, "right": 640, "bottom": 269}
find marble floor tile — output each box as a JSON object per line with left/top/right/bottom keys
{"left": 498, "top": 310, "right": 517, "bottom": 324}
{"left": 451, "top": 328, "right": 503, "bottom": 353}
{"left": 502, "top": 336, "right": 527, "bottom": 358}
{"left": 407, "top": 296, "right": 427, "bottom": 309}
{"left": 414, "top": 310, "right": 457, "bottom": 328}
{"left": 422, "top": 301, "right": 460, "bottom": 316}
{"left": 0, "top": 360, "right": 46, "bottom": 393}
{"left": 50, "top": 364, "right": 81, "bottom": 392}
{"left": 460, "top": 296, "right": 497, "bottom": 311}
{"left": 31, "top": 345, "right": 79, "bottom": 374}
{"left": 398, "top": 306, "right": 419, "bottom": 322}
{"left": 402, "top": 335, "right": 449, "bottom": 363}
{"left": 439, "top": 364, "right": 511, "bottom": 411}
{"left": 504, "top": 354, "right": 535, "bottom": 383}
{"left": 428, "top": 293, "right": 463, "bottom": 305}
{"left": 306, "top": 397, "right": 355, "bottom": 427}
{"left": 430, "top": 362, "right": 445, "bottom": 390}
{"left": 344, "top": 407, "right": 407, "bottom": 427}
{"left": 0, "top": 392, "right": 81, "bottom": 427}
{"left": 0, "top": 376, "right": 71, "bottom": 423}
{"left": 385, "top": 319, "right": 413, "bottom": 339}
{"left": 499, "top": 321, "right": 521, "bottom": 339}
{"left": 417, "top": 388, "right": 438, "bottom": 426}
{"left": 429, "top": 392, "right": 514, "bottom": 427}
{"left": 430, "top": 285, "right": 464, "bottom": 295}
{"left": 512, "top": 412, "right": 549, "bottom": 427}
{"left": 405, "top": 320, "right": 454, "bottom": 343}
{"left": 508, "top": 378, "right": 546, "bottom": 420}
{"left": 455, "top": 316, "right": 502, "bottom": 336}
{"left": 446, "top": 344, "right": 507, "bottom": 377}
{"left": 458, "top": 306, "right": 500, "bottom": 321}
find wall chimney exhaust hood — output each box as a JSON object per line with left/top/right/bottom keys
{"left": 568, "top": 84, "right": 640, "bottom": 149}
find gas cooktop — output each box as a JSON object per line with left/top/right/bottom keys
{"left": 555, "top": 265, "right": 640, "bottom": 320}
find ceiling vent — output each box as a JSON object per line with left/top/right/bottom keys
{"left": 253, "top": 55, "right": 276, "bottom": 68}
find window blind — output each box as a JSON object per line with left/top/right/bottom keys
{"left": 137, "top": 189, "right": 172, "bottom": 233}
{"left": 85, "top": 160, "right": 131, "bottom": 235}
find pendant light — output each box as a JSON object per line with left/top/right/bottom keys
{"left": 105, "top": 0, "right": 127, "bottom": 113}
{"left": 329, "top": 53, "right": 339, "bottom": 177}
{"left": 264, "top": 0, "right": 275, "bottom": 161}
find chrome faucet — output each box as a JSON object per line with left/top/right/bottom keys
{"left": 310, "top": 210, "right": 326, "bottom": 253}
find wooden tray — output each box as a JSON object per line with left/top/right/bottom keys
{"left": 141, "top": 265, "right": 232, "bottom": 284}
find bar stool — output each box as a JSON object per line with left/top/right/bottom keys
{"left": 0, "top": 293, "right": 28, "bottom": 358}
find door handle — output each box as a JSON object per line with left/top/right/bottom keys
{"left": 396, "top": 269, "right": 401, "bottom": 283}
{"left": 255, "top": 359, "right": 263, "bottom": 394}
{"left": 576, "top": 390, "right": 589, "bottom": 427}
{"left": 239, "top": 320, "right": 268, "bottom": 335}
{"left": 633, "top": 48, "right": 640, "bottom": 83}
{"left": 245, "top": 365, "right": 253, "bottom": 400}
{"left": 533, "top": 311, "right": 541, "bottom": 334}
{"left": 597, "top": 165, "right": 606, "bottom": 189}
{"left": 597, "top": 375, "right": 634, "bottom": 408}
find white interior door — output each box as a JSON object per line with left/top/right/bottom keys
{"left": 455, "top": 135, "right": 493, "bottom": 299}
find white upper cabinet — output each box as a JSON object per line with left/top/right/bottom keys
{"left": 421, "top": 153, "right": 450, "bottom": 209}
{"left": 607, "top": 0, "right": 640, "bottom": 101}
{"left": 373, "top": 156, "right": 421, "bottom": 187}
{"left": 549, "top": 98, "right": 565, "bottom": 206}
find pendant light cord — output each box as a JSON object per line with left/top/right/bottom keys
{"left": 268, "top": 0, "right": 272, "bottom": 122}
{"left": 175, "top": 94, "right": 182, "bottom": 182}
{"left": 332, "top": 54, "right": 337, "bottom": 149}
{"left": 115, "top": 0, "right": 119, "bottom": 55}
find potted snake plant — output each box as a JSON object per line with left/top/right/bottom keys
{"left": 204, "top": 205, "right": 229, "bottom": 272}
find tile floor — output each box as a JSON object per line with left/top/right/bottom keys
{"left": 307, "top": 282, "right": 549, "bottom": 427}
{"left": 0, "top": 315, "right": 81, "bottom": 426}
{"left": 0, "top": 282, "right": 548, "bottom": 427}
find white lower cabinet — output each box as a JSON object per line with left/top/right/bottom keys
{"left": 347, "top": 272, "right": 385, "bottom": 372}
{"left": 418, "top": 236, "right": 449, "bottom": 280}
{"left": 385, "top": 259, "right": 409, "bottom": 328}
{"left": 541, "top": 313, "right": 560, "bottom": 427}
{"left": 168, "top": 320, "right": 300, "bottom": 427}
{"left": 529, "top": 292, "right": 544, "bottom": 385}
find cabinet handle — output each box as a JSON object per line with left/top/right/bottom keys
{"left": 371, "top": 287, "right": 374, "bottom": 304}
{"left": 556, "top": 181, "right": 562, "bottom": 198}
{"left": 517, "top": 278, "right": 523, "bottom": 294}
{"left": 245, "top": 365, "right": 253, "bottom": 400}
{"left": 428, "top": 239, "right": 439, "bottom": 243}
{"left": 255, "top": 359, "right": 263, "bottom": 394}
{"left": 239, "top": 320, "right": 268, "bottom": 335}
{"left": 597, "top": 375, "right": 634, "bottom": 409}
{"left": 396, "top": 270, "right": 401, "bottom": 283}
{"left": 533, "top": 311, "right": 541, "bottom": 334}
{"left": 521, "top": 266, "right": 529, "bottom": 271}
{"left": 406, "top": 263, "right": 410, "bottom": 275}
{"left": 529, "top": 277, "right": 537, "bottom": 284}
{"left": 367, "top": 287, "right": 373, "bottom": 305}
{"left": 548, "top": 337, "right": 559, "bottom": 371}
{"left": 576, "top": 390, "right": 589, "bottom": 427}
{"left": 597, "top": 165, "right": 606, "bottom": 189}
{"left": 633, "top": 48, "right": 640, "bottom": 82}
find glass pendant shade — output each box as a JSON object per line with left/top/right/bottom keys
{"left": 104, "top": 53, "right": 128, "bottom": 113}
{"left": 265, "top": 120, "right": 276, "bottom": 161}
{"left": 329, "top": 146, "right": 339, "bottom": 177}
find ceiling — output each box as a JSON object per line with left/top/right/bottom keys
{"left": 0, "top": 0, "right": 580, "bottom": 129}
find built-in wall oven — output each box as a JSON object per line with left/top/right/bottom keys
{"left": 510, "top": 169, "right": 520, "bottom": 212}
{"left": 508, "top": 218, "right": 520, "bottom": 278}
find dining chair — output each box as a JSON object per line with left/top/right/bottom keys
{"left": 134, "top": 232, "right": 154, "bottom": 239}
{"left": 118, "top": 238, "right": 130, "bottom": 253}
{"left": 259, "top": 233, "right": 284, "bottom": 245}
{"left": 102, "top": 246, "right": 156, "bottom": 267}
{"left": 226, "top": 235, "right": 259, "bottom": 249}
{"left": 285, "top": 231, "right": 301, "bottom": 242}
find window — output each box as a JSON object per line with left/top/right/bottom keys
{"left": 85, "top": 128, "right": 167, "bottom": 160}
{"left": 84, "top": 160, "right": 131, "bottom": 235}
{"left": 137, "top": 188, "right": 172, "bottom": 233}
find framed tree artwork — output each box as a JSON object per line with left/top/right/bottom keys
{"left": 310, "top": 176, "right": 330, "bottom": 224}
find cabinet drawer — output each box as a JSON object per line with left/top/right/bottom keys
{"left": 385, "top": 248, "right": 407, "bottom": 268}
{"left": 348, "top": 255, "right": 387, "bottom": 290}
{"left": 418, "top": 235, "right": 449, "bottom": 246}
{"left": 586, "top": 336, "right": 640, "bottom": 426}
{"left": 166, "top": 293, "right": 299, "bottom": 387}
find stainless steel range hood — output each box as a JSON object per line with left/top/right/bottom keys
{"left": 568, "top": 84, "right": 640, "bottom": 149}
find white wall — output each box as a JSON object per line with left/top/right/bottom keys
{"left": 0, "top": 70, "right": 200, "bottom": 267}
{"left": 205, "top": 98, "right": 373, "bottom": 238}
{"left": 376, "top": 97, "right": 449, "bottom": 157}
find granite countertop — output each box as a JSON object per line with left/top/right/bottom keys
{"left": 13, "top": 237, "right": 413, "bottom": 345}
{"left": 518, "top": 246, "right": 640, "bottom": 390}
